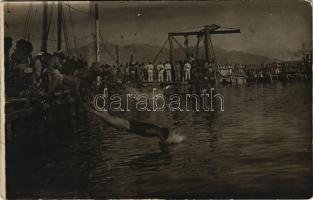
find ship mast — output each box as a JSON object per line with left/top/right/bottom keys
{"left": 57, "top": 2, "right": 63, "bottom": 51}
{"left": 41, "top": 2, "right": 48, "bottom": 52}
{"left": 95, "top": 2, "right": 100, "bottom": 62}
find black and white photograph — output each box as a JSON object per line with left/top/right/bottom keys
{"left": 2, "top": 0, "right": 312, "bottom": 198}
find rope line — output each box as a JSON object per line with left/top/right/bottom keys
{"left": 68, "top": 5, "right": 79, "bottom": 56}
{"left": 62, "top": 11, "right": 70, "bottom": 54}
{"left": 219, "top": 25, "right": 238, "bottom": 30}
{"left": 22, "top": 4, "right": 32, "bottom": 39}
{"left": 30, "top": 34, "right": 92, "bottom": 43}
{"left": 152, "top": 38, "right": 168, "bottom": 64}
{"left": 99, "top": 32, "right": 117, "bottom": 62}
{"left": 66, "top": 4, "right": 91, "bottom": 15}
{"left": 47, "top": 3, "right": 55, "bottom": 37}
{"left": 28, "top": 8, "right": 38, "bottom": 40}
{"left": 177, "top": 26, "right": 203, "bottom": 32}
{"left": 172, "top": 37, "right": 187, "bottom": 56}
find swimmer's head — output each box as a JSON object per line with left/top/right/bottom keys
{"left": 166, "top": 128, "right": 186, "bottom": 144}
{"left": 159, "top": 128, "right": 170, "bottom": 141}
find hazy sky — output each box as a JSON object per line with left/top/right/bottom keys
{"left": 4, "top": 0, "right": 312, "bottom": 60}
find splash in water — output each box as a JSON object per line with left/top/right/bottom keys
{"left": 165, "top": 128, "right": 186, "bottom": 144}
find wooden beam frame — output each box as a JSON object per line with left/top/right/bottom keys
{"left": 168, "top": 24, "right": 240, "bottom": 63}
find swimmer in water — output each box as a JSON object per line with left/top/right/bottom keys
{"left": 85, "top": 105, "right": 185, "bottom": 144}
{"left": 83, "top": 103, "right": 170, "bottom": 142}
{"left": 76, "top": 85, "right": 184, "bottom": 144}
{"left": 49, "top": 73, "right": 177, "bottom": 143}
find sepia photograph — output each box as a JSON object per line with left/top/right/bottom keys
{"left": 2, "top": 0, "right": 312, "bottom": 198}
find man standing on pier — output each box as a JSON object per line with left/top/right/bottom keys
{"left": 157, "top": 62, "right": 164, "bottom": 83}
{"left": 184, "top": 60, "right": 192, "bottom": 81}
{"left": 146, "top": 62, "right": 154, "bottom": 83}
{"left": 165, "top": 61, "right": 172, "bottom": 82}
{"left": 174, "top": 61, "right": 181, "bottom": 81}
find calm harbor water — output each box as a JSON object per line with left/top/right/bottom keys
{"left": 7, "top": 81, "right": 312, "bottom": 198}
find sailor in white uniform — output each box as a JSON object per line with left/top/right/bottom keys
{"left": 147, "top": 62, "right": 154, "bottom": 82}
{"left": 164, "top": 61, "right": 172, "bottom": 82}
{"left": 184, "top": 61, "right": 192, "bottom": 81}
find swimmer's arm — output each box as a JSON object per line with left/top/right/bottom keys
{"left": 85, "top": 106, "right": 130, "bottom": 130}
{"left": 78, "top": 89, "right": 168, "bottom": 140}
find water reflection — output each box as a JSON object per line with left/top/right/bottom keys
{"left": 7, "top": 82, "right": 312, "bottom": 198}
{"left": 128, "top": 149, "right": 171, "bottom": 171}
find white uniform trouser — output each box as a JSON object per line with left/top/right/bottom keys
{"left": 158, "top": 72, "right": 164, "bottom": 82}
{"left": 148, "top": 70, "right": 153, "bottom": 82}
{"left": 185, "top": 69, "right": 191, "bottom": 80}
{"left": 166, "top": 70, "right": 172, "bottom": 82}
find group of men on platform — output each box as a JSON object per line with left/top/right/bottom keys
{"left": 146, "top": 60, "right": 192, "bottom": 83}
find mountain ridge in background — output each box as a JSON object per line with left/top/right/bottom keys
{"left": 75, "top": 42, "right": 281, "bottom": 65}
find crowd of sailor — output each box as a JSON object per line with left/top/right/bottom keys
{"left": 5, "top": 38, "right": 311, "bottom": 97}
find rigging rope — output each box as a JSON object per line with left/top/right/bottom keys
{"left": 172, "top": 37, "right": 188, "bottom": 56}
{"left": 62, "top": 12, "right": 70, "bottom": 54}
{"left": 219, "top": 25, "right": 238, "bottom": 30}
{"left": 23, "top": 4, "right": 32, "bottom": 39}
{"left": 177, "top": 26, "right": 203, "bottom": 32}
{"left": 208, "top": 34, "right": 216, "bottom": 62}
{"left": 47, "top": 3, "right": 55, "bottom": 38}
{"left": 30, "top": 34, "right": 92, "bottom": 42}
{"left": 152, "top": 38, "right": 169, "bottom": 64}
{"left": 66, "top": 4, "right": 91, "bottom": 15}
{"left": 99, "top": 32, "right": 117, "bottom": 62}
{"left": 68, "top": 5, "right": 79, "bottom": 56}
{"left": 193, "top": 35, "right": 202, "bottom": 58}
{"left": 27, "top": 8, "right": 38, "bottom": 40}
